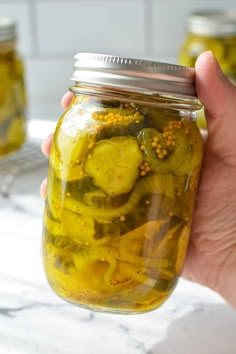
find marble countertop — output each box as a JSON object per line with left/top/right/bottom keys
{"left": 1, "top": 125, "right": 236, "bottom": 354}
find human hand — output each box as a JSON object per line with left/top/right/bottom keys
{"left": 41, "top": 52, "right": 236, "bottom": 309}
{"left": 182, "top": 51, "right": 236, "bottom": 309}
{"left": 40, "top": 91, "right": 73, "bottom": 197}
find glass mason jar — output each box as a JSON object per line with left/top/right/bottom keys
{"left": 42, "top": 53, "right": 203, "bottom": 314}
{"left": 179, "top": 10, "right": 236, "bottom": 129}
{"left": 0, "top": 18, "right": 27, "bottom": 156}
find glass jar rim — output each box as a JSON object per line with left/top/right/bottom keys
{"left": 188, "top": 10, "right": 236, "bottom": 37}
{"left": 0, "top": 17, "right": 17, "bottom": 42}
{"left": 72, "top": 53, "right": 197, "bottom": 99}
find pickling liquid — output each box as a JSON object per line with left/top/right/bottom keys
{"left": 0, "top": 46, "right": 26, "bottom": 155}
{"left": 43, "top": 94, "right": 203, "bottom": 313}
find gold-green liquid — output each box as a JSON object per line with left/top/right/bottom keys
{"left": 42, "top": 96, "right": 203, "bottom": 313}
{"left": 0, "top": 46, "right": 26, "bottom": 155}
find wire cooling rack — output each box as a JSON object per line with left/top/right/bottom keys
{"left": 0, "top": 140, "right": 48, "bottom": 197}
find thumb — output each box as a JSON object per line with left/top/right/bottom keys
{"left": 195, "top": 51, "right": 236, "bottom": 161}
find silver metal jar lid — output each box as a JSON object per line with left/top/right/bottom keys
{"left": 188, "top": 10, "right": 236, "bottom": 37}
{"left": 0, "top": 17, "right": 17, "bottom": 42}
{"left": 72, "top": 53, "right": 197, "bottom": 98}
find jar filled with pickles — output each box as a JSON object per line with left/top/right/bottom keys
{"left": 179, "top": 10, "right": 236, "bottom": 129}
{"left": 42, "top": 53, "right": 203, "bottom": 314}
{"left": 0, "top": 18, "right": 27, "bottom": 156}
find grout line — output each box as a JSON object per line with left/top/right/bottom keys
{"left": 24, "top": 50, "right": 151, "bottom": 61}
{"left": 28, "top": 0, "right": 39, "bottom": 58}
{"left": 143, "top": 0, "right": 152, "bottom": 57}
{"left": 0, "top": 0, "right": 146, "bottom": 2}
{"left": 25, "top": 0, "right": 142, "bottom": 2}
{"left": 23, "top": 48, "right": 177, "bottom": 61}
{"left": 0, "top": 0, "right": 27, "bottom": 2}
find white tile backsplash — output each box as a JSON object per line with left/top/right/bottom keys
{"left": 25, "top": 57, "right": 73, "bottom": 105}
{"left": 36, "top": 0, "right": 145, "bottom": 56}
{"left": 0, "top": 0, "right": 235, "bottom": 107}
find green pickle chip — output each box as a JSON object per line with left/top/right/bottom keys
{"left": 84, "top": 136, "right": 143, "bottom": 196}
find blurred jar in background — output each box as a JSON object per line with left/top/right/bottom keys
{"left": 0, "top": 17, "right": 27, "bottom": 156}
{"left": 179, "top": 10, "right": 236, "bottom": 129}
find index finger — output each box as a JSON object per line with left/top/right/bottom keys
{"left": 61, "top": 91, "right": 73, "bottom": 110}
{"left": 41, "top": 133, "right": 53, "bottom": 157}
{"left": 41, "top": 92, "right": 73, "bottom": 158}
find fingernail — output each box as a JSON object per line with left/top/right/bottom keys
{"left": 206, "top": 51, "right": 225, "bottom": 79}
